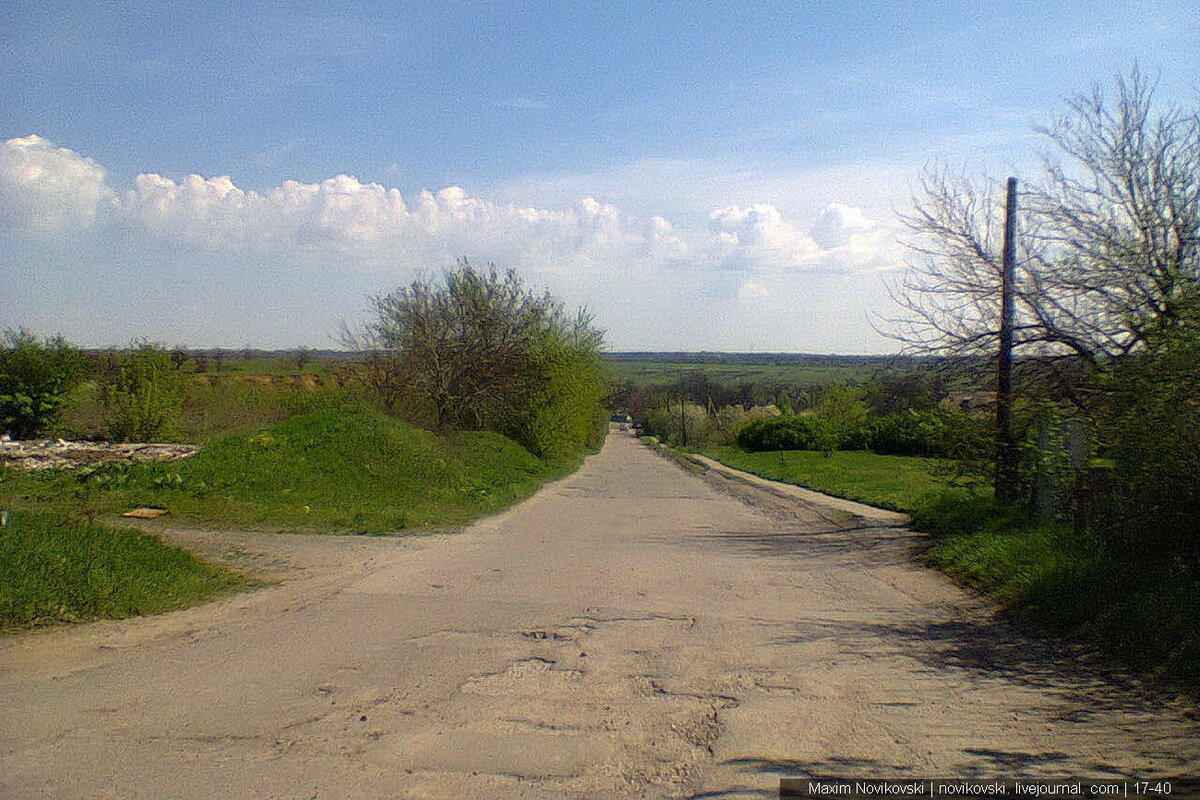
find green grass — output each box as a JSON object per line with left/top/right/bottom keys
{"left": 2, "top": 402, "right": 576, "bottom": 630}
{"left": 914, "top": 493, "right": 1200, "bottom": 687}
{"left": 703, "top": 445, "right": 948, "bottom": 511}
{"left": 2, "top": 404, "right": 567, "bottom": 533}
{"left": 0, "top": 509, "right": 252, "bottom": 629}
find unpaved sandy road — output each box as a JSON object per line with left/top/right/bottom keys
{"left": 2, "top": 430, "right": 1197, "bottom": 799}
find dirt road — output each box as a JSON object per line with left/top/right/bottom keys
{"left": 2, "top": 430, "right": 1197, "bottom": 798}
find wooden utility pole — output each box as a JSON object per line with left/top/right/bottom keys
{"left": 996, "top": 177, "right": 1019, "bottom": 504}
{"left": 679, "top": 394, "right": 688, "bottom": 448}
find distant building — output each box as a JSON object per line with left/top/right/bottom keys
{"left": 945, "top": 391, "right": 998, "bottom": 414}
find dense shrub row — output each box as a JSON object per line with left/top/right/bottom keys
{"left": 735, "top": 410, "right": 953, "bottom": 457}
{"left": 736, "top": 416, "right": 820, "bottom": 451}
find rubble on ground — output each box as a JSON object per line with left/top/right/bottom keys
{"left": 0, "top": 435, "right": 199, "bottom": 470}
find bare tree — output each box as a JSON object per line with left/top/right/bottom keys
{"left": 891, "top": 168, "right": 1041, "bottom": 363}
{"left": 1029, "top": 68, "right": 1200, "bottom": 360}
{"left": 891, "top": 69, "right": 1200, "bottom": 367}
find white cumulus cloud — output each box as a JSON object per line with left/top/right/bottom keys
{"left": 707, "top": 203, "right": 822, "bottom": 270}
{"left": 737, "top": 281, "right": 769, "bottom": 300}
{"left": 0, "top": 135, "right": 902, "bottom": 282}
{"left": 811, "top": 202, "right": 876, "bottom": 249}
{"left": 704, "top": 201, "right": 901, "bottom": 274}
{"left": 0, "top": 135, "right": 112, "bottom": 232}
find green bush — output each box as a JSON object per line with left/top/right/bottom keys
{"left": 0, "top": 330, "right": 85, "bottom": 439}
{"left": 736, "top": 415, "right": 821, "bottom": 451}
{"left": 101, "top": 343, "right": 186, "bottom": 442}
{"left": 1092, "top": 312, "right": 1200, "bottom": 566}
{"left": 351, "top": 261, "right": 607, "bottom": 464}
{"left": 510, "top": 331, "right": 609, "bottom": 463}
{"left": 869, "top": 411, "right": 949, "bottom": 457}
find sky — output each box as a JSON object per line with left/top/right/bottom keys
{"left": 2, "top": 1, "right": 1199, "bottom": 353}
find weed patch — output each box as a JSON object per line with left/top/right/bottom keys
{"left": 0, "top": 510, "right": 251, "bottom": 629}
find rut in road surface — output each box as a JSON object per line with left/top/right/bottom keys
{"left": 1, "top": 429, "right": 1197, "bottom": 799}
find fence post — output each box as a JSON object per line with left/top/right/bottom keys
{"left": 1032, "top": 417, "right": 1056, "bottom": 523}
{"left": 1067, "top": 420, "right": 1087, "bottom": 536}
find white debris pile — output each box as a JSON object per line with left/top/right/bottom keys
{"left": 0, "top": 435, "right": 199, "bottom": 470}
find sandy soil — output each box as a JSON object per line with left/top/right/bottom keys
{"left": 1, "top": 429, "right": 1196, "bottom": 799}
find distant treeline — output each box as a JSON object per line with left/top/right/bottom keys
{"left": 79, "top": 347, "right": 358, "bottom": 362}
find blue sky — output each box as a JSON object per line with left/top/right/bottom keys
{"left": 3, "top": 1, "right": 1198, "bottom": 351}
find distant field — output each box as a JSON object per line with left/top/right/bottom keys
{"left": 73, "top": 349, "right": 909, "bottom": 391}
{"left": 79, "top": 348, "right": 355, "bottom": 378}
{"left": 604, "top": 352, "right": 907, "bottom": 388}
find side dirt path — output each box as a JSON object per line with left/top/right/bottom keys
{"left": 1, "top": 430, "right": 1197, "bottom": 799}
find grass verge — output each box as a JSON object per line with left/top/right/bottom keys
{"left": 2, "top": 404, "right": 568, "bottom": 534}
{"left": 702, "top": 445, "right": 948, "bottom": 511}
{"left": 913, "top": 492, "right": 1200, "bottom": 687}
{"left": 1, "top": 509, "right": 252, "bottom": 630}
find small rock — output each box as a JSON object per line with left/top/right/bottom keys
{"left": 122, "top": 507, "right": 170, "bottom": 519}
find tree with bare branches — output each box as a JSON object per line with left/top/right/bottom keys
{"left": 892, "top": 68, "right": 1200, "bottom": 366}
{"left": 1029, "top": 69, "right": 1200, "bottom": 360}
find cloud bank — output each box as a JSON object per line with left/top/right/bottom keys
{"left": 1, "top": 135, "right": 900, "bottom": 277}
{"left": 0, "top": 135, "right": 905, "bottom": 351}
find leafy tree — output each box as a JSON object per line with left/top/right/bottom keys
{"left": 101, "top": 342, "right": 186, "bottom": 442}
{"left": 508, "top": 326, "right": 609, "bottom": 462}
{"left": 349, "top": 259, "right": 607, "bottom": 461}
{"left": 0, "top": 329, "right": 85, "bottom": 439}
{"left": 808, "top": 383, "right": 871, "bottom": 451}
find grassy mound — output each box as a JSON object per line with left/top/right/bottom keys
{"left": 1, "top": 510, "right": 251, "bottom": 629}
{"left": 2, "top": 405, "right": 563, "bottom": 533}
